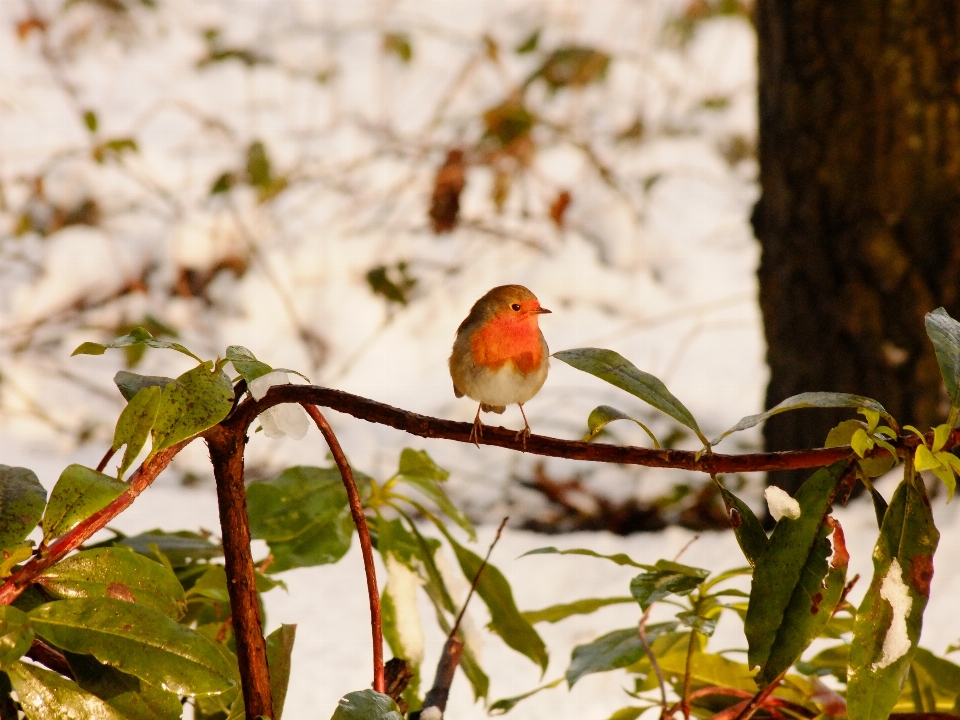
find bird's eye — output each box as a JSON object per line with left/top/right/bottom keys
{"left": 511, "top": 303, "right": 521, "bottom": 311}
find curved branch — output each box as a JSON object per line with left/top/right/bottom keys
{"left": 234, "top": 385, "right": 943, "bottom": 474}
{"left": 301, "top": 403, "right": 385, "bottom": 694}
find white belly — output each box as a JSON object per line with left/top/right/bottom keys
{"left": 460, "top": 358, "right": 549, "bottom": 407}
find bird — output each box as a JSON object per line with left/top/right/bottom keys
{"left": 449, "top": 285, "right": 551, "bottom": 447}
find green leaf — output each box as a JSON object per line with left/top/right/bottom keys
{"left": 566, "top": 622, "right": 675, "bottom": 687}
{"left": 930, "top": 458, "right": 956, "bottom": 501}
{"left": 515, "top": 28, "right": 541, "bottom": 54}
{"left": 226, "top": 346, "right": 274, "bottom": 384}
{"left": 266, "top": 624, "right": 296, "bottom": 720}
{"left": 520, "top": 546, "right": 650, "bottom": 569}
{"left": 826, "top": 420, "right": 895, "bottom": 478}
{"left": 151, "top": 363, "right": 234, "bottom": 452}
{"left": 531, "top": 46, "right": 610, "bottom": 91}
{"left": 112, "top": 386, "right": 162, "bottom": 480}
{"left": 713, "top": 392, "right": 891, "bottom": 446}
{"left": 43, "top": 465, "right": 127, "bottom": 541}
{"left": 37, "top": 547, "right": 186, "bottom": 620}
{"left": 116, "top": 530, "right": 223, "bottom": 566}
{"left": 83, "top": 109, "right": 98, "bottom": 133}
{"left": 394, "top": 449, "right": 474, "bottom": 539}
{"left": 847, "top": 473, "right": 940, "bottom": 720}
{"left": 757, "top": 516, "right": 849, "bottom": 685}
{"left": 113, "top": 371, "right": 174, "bottom": 402}
{"left": 553, "top": 348, "right": 706, "bottom": 444}
{"left": 247, "top": 466, "right": 355, "bottom": 572}
{"left": 186, "top": 564, "right": 231, "bottom": 603}
{"left": 444, "top": 533, "right": 548, "bottom": 672}
{"left": 489, "top": 678, "right": 563, "bottom": 715}
{"left": 629, "top": 560, "right": 709, "bottom": 611}
{"left": 585, "top": 406, "right": 660, "bottom": 447}
{"left": 8, "top": 661, "right": 127, "bottom": 720}
{"left": 716, "top": 484, "right": 768, "bottom": 567}
{"left": 0, "top": 465, "right": 47, "bottom": 553}
{"left": 522, "top": 597, "right": 634, "bottom": 625}
{"left": 29, "top": 598, "right": 237, "bottom": 696}
{"left": 902, "top": 647, "right": 960, "bottom": 712}
{"left": 66, "top": 652, "right": 183, "bottom": 720}
{"left": 745, "top": 460, "right": 849, "bottom": 675}
{"left": 72, "top": 327, "right": 202, "bottom": 363}
{"left": 925, "top": 308, "right": 960, "bottom": 412}
{"left": 914, "top": 445, "right": 940, "bottom": 471}
{"left": 246, "top": 141, "right": 272, "bottom": 187}
{"left": 0, "top": 606, "right": 34, "bottom": 667}
{"left": 329, "top": 689, "right": 403, "bottom": 720}
{"left": 933, "top": 424, "right": 952, "bottom": 452}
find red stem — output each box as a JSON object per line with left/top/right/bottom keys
{"left": 95, "top": 446, "right": 115, "bottom": 473}
{"left": 302, "top": 403, "right": 384, "bottom": 694}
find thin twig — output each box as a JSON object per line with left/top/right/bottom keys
{"left": 450, "top": 517, "right": 508, "bottom": 637}
{"left": 301, "top": 403, "right": 384, "bottom": 693}
{"left": 732, "top": 670, "right": 787, "bottom": 720}
{"left": 638, "top": 606, "right": 668, "bottom": 713}
{"left": 95, "top": 447, "right": 115, "bottom": 474}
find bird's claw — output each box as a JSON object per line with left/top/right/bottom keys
{"left": 469, "top": 418, "right": 484, "bottom": 448}
{"left": 514, "top": 425, "right": 531, "bottom": 451}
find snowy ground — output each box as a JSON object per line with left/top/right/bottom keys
{"left": 3, "top": 1, "right": 958, "bottom": 719}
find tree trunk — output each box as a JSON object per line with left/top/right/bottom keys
{"left": 753, "top": 0, "right": 960, "bottom": 495}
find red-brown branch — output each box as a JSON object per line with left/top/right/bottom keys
{"left": 302, "top": 403, "right": 385, "bottom": 694}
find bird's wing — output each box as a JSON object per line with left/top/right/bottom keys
{"left": 453, "top": 382, "right": 464, "bottom": 398}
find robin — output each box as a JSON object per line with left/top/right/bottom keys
{"left": 449, "top": 285, "right": 551, "bottom": 447}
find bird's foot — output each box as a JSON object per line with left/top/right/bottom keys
{"left": 514, "top": 424, "right": 531, "bottom": 451}
{"left": 469, "top": 418, "right": 484, "bottom": 448}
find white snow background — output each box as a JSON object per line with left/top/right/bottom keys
{"left": 2, "top": 1, "right": 960, "bottom": 718}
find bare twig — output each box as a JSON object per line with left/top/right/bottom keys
{"left": 451, "top": 517, "right": 508, "bottom": 637}
{"left": 732, "top": 670, "right": 788, "bottom": 720}
{"left": 95, "top": 446, "right": 115, "bottom": 474}
{"left": 301, "top": 403, "right": 384, "bottom": 694}
{"left": 638, "top": 606, "right": 668, "bottom": 714}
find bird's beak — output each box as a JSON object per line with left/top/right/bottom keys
{"left": 532, "top": 307, "right": 552, "bottom": 314}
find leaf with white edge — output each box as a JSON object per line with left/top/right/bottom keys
{"left": 72, "top": 327, "right": 202, "bottom": 363}
{"left": 113, "top": 371, "right": 174, "bottom": 402}
{"left": 151, "top": 362, "right": 234, "bottom": 453}
{"left": 848, "top": 474, "right": 939, "bottom": 720}
{"left": 713, "top": 392, "right": 891, "bottom": 446}
{"left": 395, "top": 449, "right": 474, "bottom": 539}
{"left": 37, "top": 547, "right": 186, "bottom": 620}
{"left": 330, "top": 689, "right": 403, "bottom": 720}
{"left": 925, "top": 308, "right": 960, "bottom": 413}
{"left": 0, "top": 606, "right": 34, "bottom": 666}
{"left": 746, "top": 460, "right": 850, "bottom": 676}
{"left": 553, "top": 348, "right": 706, "bottom": 444}
{"left": 9, "top": 660, "right": 127, "bottom": 720}
{"left": 585, "top": 406, "right": 660, "bottom": 447}
{"left": 566, "top": 622, "right": 676, "bottom": 687}
{"left": 520, "top": 546, "right": 650, "bottom": 569}
{"left": 226, "top": 345, "right": 274, "bottom": 383}
{"left": 29, "top": 598, "right": 237, "bottom": 696}
{"left": 0, "top": 465, "right": 47, "bottom": 554}
{"left": 112, "top": 386, "right": 162, "bottom": 480}
{"left": 66, "top": 652, "right": 183, "bottom": 720}
{"left": 489, "top": 678, "right": 563, "bottom": 715}
{"left": 522, "top": 597, "right": 634, "bottom": 625}
{"left": 43, "top": 465, "right": 127, "bottom": 541}
{"left": 716, "top": 485, "right": 767, "bottom": 567}
{"left": 629, "top": 561, "right": 709, "bottom": 611}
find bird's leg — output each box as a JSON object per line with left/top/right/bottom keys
{"left": 469, "top": 403, "right": 484, "bottom": 447}
{"left": 515, "top": 403, "right": 532, "bottom": 450}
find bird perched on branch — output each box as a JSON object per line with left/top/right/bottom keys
{"left": 449, "top": 285, "right": 551, "bottom": 447}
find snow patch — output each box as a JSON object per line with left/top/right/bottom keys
{"left": 873, "top": 557, "right": 913, "bottom": 670}
{"left": 386, "top": 554, "right": 425, "bottom": 666}
{"left": 764, "top": 486, "right": 801, "bottom": 522}
{"left": 420, "top": 707, "right": 442, "bottom": 720}
{"left": 248, "top": 371, "right": 309, "bottom": 440}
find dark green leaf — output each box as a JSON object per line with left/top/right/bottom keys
{"left": 522, "top": 597, "right": 634, "bottom": 625}
{"left": 37, "top": 547, "right": 186, "bottom": 620}
{"left": 83, "top": 109, "right": 98, "bottom": 133}
{"left": 520, "top": 546, "right": 650, "bottom": 569}
{"left": 445, "top": 534, "right": 548, "bottom": 672}
{"left": 113, "top": 371, "right": 174, "bottom": 402}
{"left": 72, "top": 327, "right": 201, "bottom": 363}
{"left": 117, "top": 530, "right": 223, "bottom": 566}
{"left": 30, "top": 598, "right": 237, "bottom": 696}
{"left": 210, "top": 171, "right": 234, "bottom": 195}
{"left": 395, "top": 449, "right": 474, "bottom": 539}
{"left": 266, "top": 624, "right": 296, "bottom": 720}
{"left": 226, "top": 346, "right": 274, "bottom": 384}
{"left": 112, "top": 386, "right": 162, "bottom": 479}
{"left": 488, "top": 678, "right": 563, "bottom": 715}
{"left": 0, "top": 465, "right": 46, "bottom": 553}
{"left": 585, "top": 406, "right": 660, "bottom": 447}
{"left": 329, "top": 689, "right": 403, "bottom": 720}
{"left": 745, "top": 460, "right": 848, "bottom": 675}
{"left": 246, "top": 141, "right": 272, "bottom": 187}
{"left": 8, "top": 661, "right": 127, "bottom": 720}
{"left": 566, "top": 622, "right": 675, "bottom": 687}
{"left": 515, "top": 28, "right": 540, "bottom": 54}
{"left": 247, "top": 466, "right": 355, "bottom": 572}
{"left": 0, "top": 606, "right": 34, "bottom": 667}
{"left": 66, "top": 652, "right": 182, "bottom": 720}
{"left": 382, "top": 33, "right": 412, "bottom": 63}
{"left": 186, "top": 564, "right": 230, "bottom": 603}
{"left": 847, "top": 474, "right": 940, "bottom": 720}
{"left": 43, "top": 464, "right": 127, "bottom": 541}
{"left": 925, "top": 308, "right": 960, "bottom": 411}
{"left": 151, "top": 362, "right": 234, "bottom": 452}
{"left": 904, "top": 647, "right": 960, "bottom": 712}
{"left": 553, "top": 348, "right": 706, "bottom": 443}
{"left": 716, "top": 484, "right": 767, "bottom": 567}
{"left": 713, "top": 392, "right": 890, "bottom": 446}
{"left": 629, "top": 560, "right": 709, "bottom": 611}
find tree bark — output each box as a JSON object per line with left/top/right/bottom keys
{"left": 754, "top": 0, "right": 960, "bottom": 494}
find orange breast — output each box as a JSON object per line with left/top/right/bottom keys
{"left": 470, "top": 316, "right": 543, "bottom": 374}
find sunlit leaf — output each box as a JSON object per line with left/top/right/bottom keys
{"left": 266, "top": 624, "right": 296, "bottom": 720}
{"left": 329, "top": 689, "right": 403, "bottom": 720}
{"left": 113, "top": 371, "right": 173, "bottom": 402}
{"left": 72, "top": 327, "right": 202, "bottom": 363}
{"left": 489, "top": 678, "right": 563, "bottom": 715}
{"left": 925, "top": 308, "right": 960, "bottom": 412}
{"left": 585, "top": 405, "right": 660, "bottom": 447}
{"left": 395, "top": 449, "right": 474, "bottom": 539}
{"left": 115, "top": 530, "right": 223, "bottom": 566}
{"left": 66, "top": 652, "right": 182, "bottom": 720}
{"left": 630, "top": 560, "right": 709, "bottom": 611}
{"left": 0, "top": 465, "right": 46, "bottom": 554}
{"left": 43, "top": 465, "right": 127, "bottom": 541}
{"left": 0, "top": 606, "right": 34, "bottom": 667}
{"left": 566, "top": 622, "right": 675, "bottom": 687}
{"left": 8, "top": 661, "right": 127, "bottom": 720}
{"left": 226, "top": 345, "right": 274, "bottom": 384}
{"left": 522, "top": 597, "right": 633, "bottom": 625}
{"left": 520, "top": 546, "right": 649, "bottom": 569}
{"left": 112, "top": 386, "right": 162, "bottom": 480}
{"left": 716, "top": 484, "right": 767, "bottom": 567}
{"left": 151, "top": 362, "right": 234, "bottom": 452}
